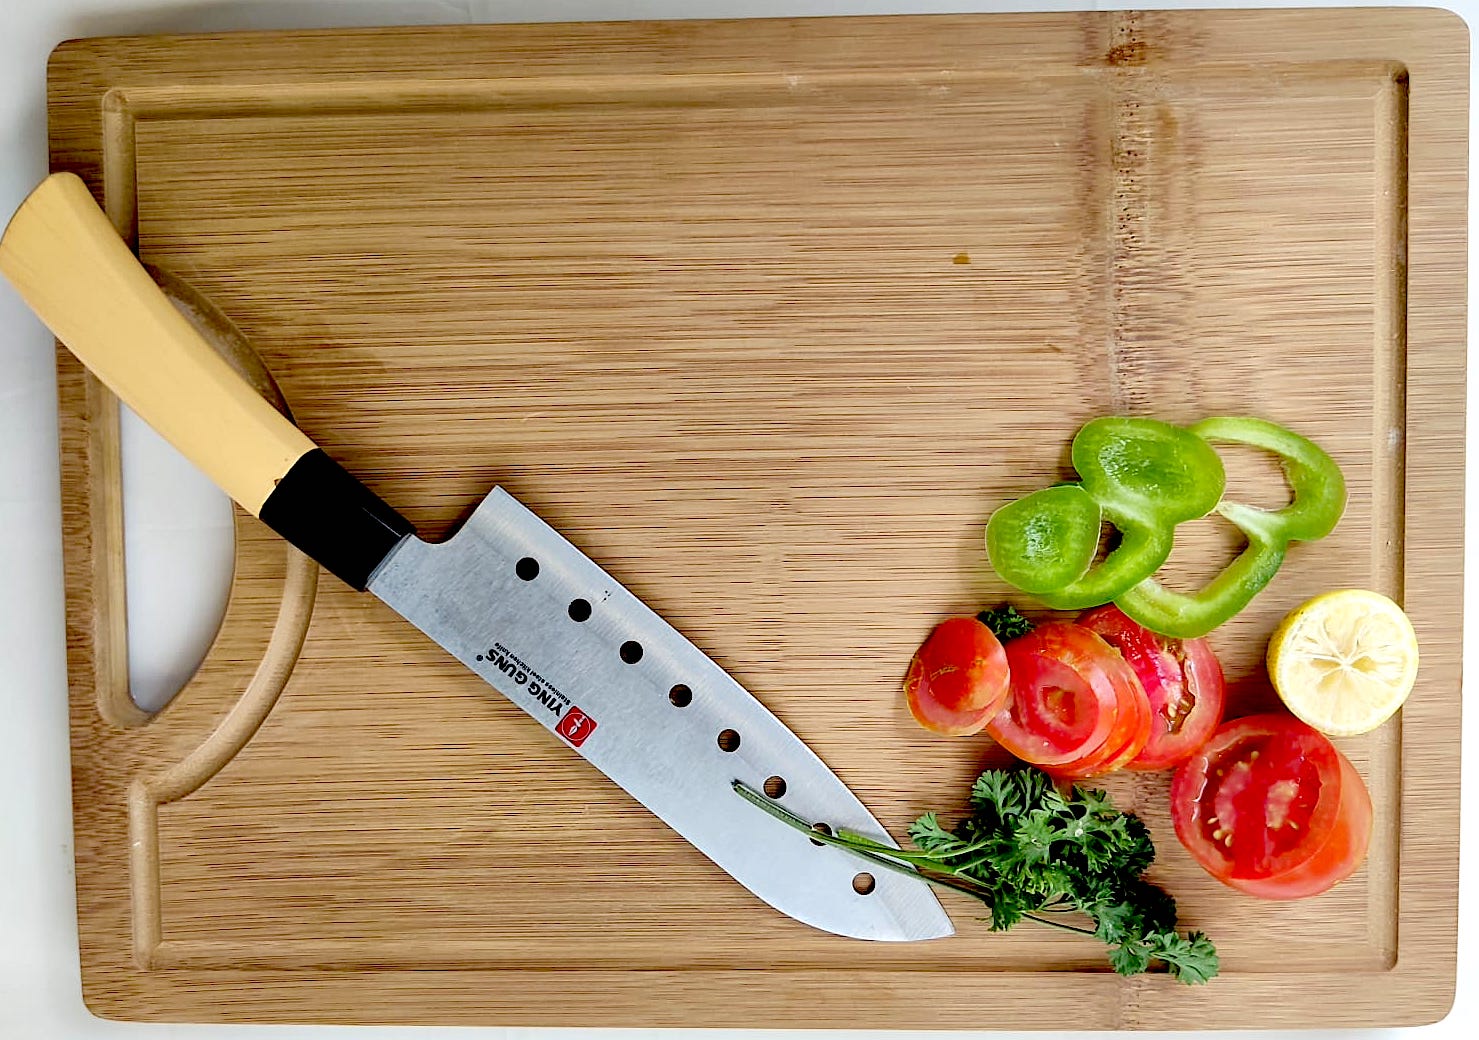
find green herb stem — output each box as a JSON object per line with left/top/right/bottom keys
{"left": 1023, "top": 914, "right": 1097, "bottom": 936}
{"left": 732, "top": 781, "right": 996, "bottom": 902}
{"left": 732, "top": 770, "right": 1219, "bottom": 985}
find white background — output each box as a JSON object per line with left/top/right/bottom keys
{"left": 0, "top": 1, "right": 1471, "bottom": 1038}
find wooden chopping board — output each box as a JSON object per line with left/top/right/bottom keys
{"left": 50, "top": 10, "right": 1465, "bottom": 1030}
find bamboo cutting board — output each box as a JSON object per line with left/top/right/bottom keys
{"left": 49, "top": 10, "right": 1465, "bottom": 1030}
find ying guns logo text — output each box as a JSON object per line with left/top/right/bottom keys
{"left": 475, "top": 642, "right": 598, "bottom": 747}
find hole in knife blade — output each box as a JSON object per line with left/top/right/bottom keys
{"left": 568, "top": 598, "right": 592, "bottom": 622}
{"left": 515, "top": 557, "right": 539, "bottom": 581}
{"left": 763, "top": 776, "right": 787, "bottom": 799}
{"left": 717, "top": 729, "right": 741, "bottom": 753}
{"left": 668, "top": 683, "right": 692, "bottom": 707}
{"left": 619, "top": 640, "right": 643, "bottom": 664}
{"left": 810, "top": 823, "right": 832, "bottom": 847}
{"left": 853, "top": 873, "right": 876, "bottom": 895}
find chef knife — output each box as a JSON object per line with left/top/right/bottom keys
{"left": 1, "top": 173, "right": 952, "bottom": 942}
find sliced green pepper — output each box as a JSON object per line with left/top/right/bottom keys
{"left": 1034, "top": 418, "right": 1225, "bottom": 609}
{"left": 985, "top": 484, "right": 1102, "bottom": 594}
{"left": 1115, "top": 416, "right": 1347, "bottom": 638}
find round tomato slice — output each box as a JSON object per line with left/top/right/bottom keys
{"left": 1079, "top": 604, "right": 1225, "bottom": 771}
{"left": 986, "top": 622, "right": 1140, "bottom": 769}
{"left": 904, "top": 616, "right": 1011, "bottom": 736}
{"left": 1170, "top": 714, "right": 1373, "bottom": 899}
{"left": 1054, "top": 666, "right": 1152, "bottom": 779}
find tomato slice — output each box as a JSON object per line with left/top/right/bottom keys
{"left": 906, "top": 655, "right": 996, "bottom": 735}
{"left": 1054, "top": 665, "right": 1151, "bottom": 779}
{"left": 904, "top": 617, "right": 1011, "bottom": 736}
{"left": 1079, "top": 604, "right": 1225, "bottom": 771}
{"left": 986, "top": 622, "right": 1142, "bottom": 769}
{"left": 1218, "top": 753, "right": 1371, "bottom": 899}
{"left": 1170, "top": 714, "right": 1373, "bottom": 899}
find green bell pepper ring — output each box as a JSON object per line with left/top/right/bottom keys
{"left": 1075, "top": 416, "right": 1228, "bottom": 521}
{"left": 1115, "top": 416, "right": 1347, "bottom": 639}
{"left": 1033, "top": 519, "right": 1173, "bottom": 610}
{"left": 985, "top": 484, "right": 1102, "bottom": 594}
{"left": 1033, "top": 417, "right": 1226, "bottom": 609}
{"left": 1191, "top": 416, "right": 1346, "bottom": 542}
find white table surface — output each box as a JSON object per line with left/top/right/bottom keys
{"left": 0, "top": 1, "right": 1472, "bottom": 1037}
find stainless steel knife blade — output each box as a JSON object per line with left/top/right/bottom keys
{"left": 370, "top": 487, "right": 953, "bottom": 941}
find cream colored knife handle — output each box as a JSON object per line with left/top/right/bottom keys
{"left": 0, "top": 173, "right": 414, "bottom": 590}
{"left": 0, "top": 172, "right": 314, "bottom": 516}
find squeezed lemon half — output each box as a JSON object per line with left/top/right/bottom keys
{"left": 1267, "top": 589, "right": 1419, "bottom": 737}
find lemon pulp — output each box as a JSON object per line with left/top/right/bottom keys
{"left": 1267, "top": 589, "right": 1418, "bottom": 737}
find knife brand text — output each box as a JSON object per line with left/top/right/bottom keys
{"left": 477, "top": 641, "right": 599, "bottom": 748}
{"left": 481, "top": 641, "right": 569, "bottom": 717}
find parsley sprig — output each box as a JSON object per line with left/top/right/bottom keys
{"left": 976, "top": 604, "right": 1035, "bottom": 642}
{"left": 734, "top": 767, "right": 1218, "bottom": 984}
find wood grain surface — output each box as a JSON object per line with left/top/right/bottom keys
{"left": 47, "top": 9, "right": 1466, "bottom": 1029}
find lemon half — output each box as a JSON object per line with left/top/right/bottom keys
{"left": 1267, "top": 589, "right": 1419, "bottom": 737}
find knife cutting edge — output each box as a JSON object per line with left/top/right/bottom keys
{"left": 1, "top": 173, "right": 952, "bottom": 942}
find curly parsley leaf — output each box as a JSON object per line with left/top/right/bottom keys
{"left": 976, "top": 605, "right": 1035, "bottom": 642}
{"left": 1109, "top": 938, "right": 1155, "bottom": 976}
{"left": 1148, "top": 931, "right": 1220, "bottom": 985}
{"left": 907, "top": 812, "right": 960, "bottom": 852}
{"left": 734, "top": 767, "right": 1219, "bottom": 985}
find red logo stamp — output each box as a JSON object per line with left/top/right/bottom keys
{"left": 557, "top": 707, "right": 597, "bottom": 747}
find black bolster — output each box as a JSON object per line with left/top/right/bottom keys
{"left": 259, "top": 450, "right": 416, "bottom": 591}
